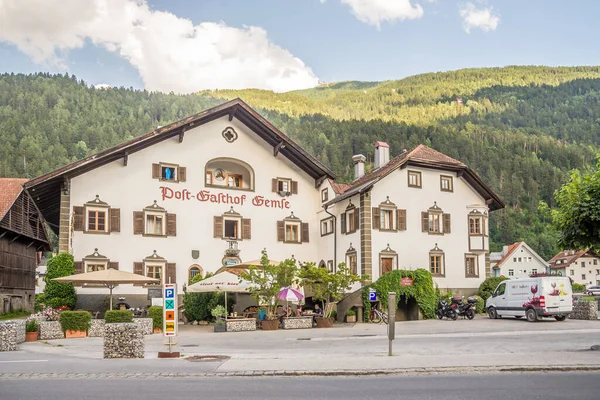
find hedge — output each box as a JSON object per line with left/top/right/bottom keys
{"left": 363, "top": 269, "right": 437, "bottom": 320}
{"left": 572, "top": 283, "right": 585, "bottom": 293}
{"left": 44, "top": 253, "right": 77, "bottom": 310}
{"left": 104, "top": 310, "right": 133, "bottom": 323}
{"left": 59, "top": 311, "right": 92, "bottom": 333}
{"left": 148, "top": 306, "right": 163, "bottom": 329}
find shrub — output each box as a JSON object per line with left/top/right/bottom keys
{"left": 470, "top": 295, "right": 485, "bottom": 314}
{"left": 211, "top": 305, "right": 227, "bottom": 320}
{"left": 148, "top": 306, "right": 163, "bottom": 329}
{"left": 478, "top": 277, "right": 510, "bottom": 301}
{"left": 329, "top": 310, "right": 337, "bottom": 320}
{"left": 59, "top": 311, "right": 91, "bottom": 333}
{"left": 25, "top": 319, "right": 39, "bottom": 332}
{"left": 104, "top": 310, "right": 133, "bottom": 323}
{"left": 43, "top": 253, "right": 77, "bottom": 310}
{"left": 346, "top": 309, "right": 356, "bottom": 316}
{"left": 582, "top": 296, "right": 596, "bottom": 302}
{"left": 183, "top": 292, "right": 231, "bottom": 323}
{"left": 0, "top": 309, "right": 30, "bottom": 320}
{"left": 572, "top": 283, "right": 586, "bottom": 293}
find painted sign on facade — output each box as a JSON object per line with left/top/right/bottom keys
{"left": 160, "top": 187, "right": 291, "bottom": 209}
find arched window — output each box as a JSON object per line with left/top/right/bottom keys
{"left": 188, "top": 264, "right": 203, "bottom": 283}
{"left": 205, "top": 157, "right": 255, "bottom": 191}
{"left": 318, "top": 260, "right": 326, "bottom": 269}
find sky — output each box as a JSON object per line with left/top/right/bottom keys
{"left": 0, "top": 0, "right": 599, "bottom": 93}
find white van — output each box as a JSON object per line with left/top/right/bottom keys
{"left": 486, "top": 276, "right": 573, "bottom": 322}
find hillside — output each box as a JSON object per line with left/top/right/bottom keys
{"left": 1, "top": 67, "right": 599, "bottom": 259}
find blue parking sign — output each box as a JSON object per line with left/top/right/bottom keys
{"left": 165, "top": 288, "right": 175, "bottom": 299}
{"left": 369, "top": 290, "right": 377, "bottom": 302}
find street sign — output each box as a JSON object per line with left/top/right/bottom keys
{"left": 163, "top": 283, "right": 177, "bottom": 339}
{"left": 368, "top": 289, "right": 377, "bottom": 302}
{"left": 401, "top": 277, "right": 414, "bottom": 287}
{"left": 147, "top": 288, "right": 162, "bottom": 300}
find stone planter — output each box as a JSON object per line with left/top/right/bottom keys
{"left": 226, "top": 318, "right": 256, "bottom": 332}
{"left": 25, "top": 332, "right": 38, "bottom": 342}
{"left": 346, "top": 315, "right": 356, "bottom": 323}
{"left": 214, "top": 323, "right": 226, "bottom": 333}
{"left": 104, "top": 323, "right": 144, "bottom": 359}
{"left": 261, "top": 319, "right": 279, "bottom": 330}
{"left": 315, "top": 317, "right": 334, "bottom": 328}
{"left": 39, "top": 321, "right": 64, "bottom": 340}
{"left": 134, "top": 318, "right": 153, "bottom": 335}
{"left": 573, "top": 300, "right": 598, "bottom": 320}
{"left": 282, "top": 316, "right": 312, "bottom": 329}
{"left": 13, "top": 320, "right": 26, "bottom": 344}
{"left": 0, "top": 322, "right": 17, "bottom": 351}
{"left": 87, "top": 320, "right": 105, "bottom": 337}
{"left": 65, "top": 329, "right": 86, "bottom": 338}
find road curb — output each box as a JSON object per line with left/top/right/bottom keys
{"left": 1, "top": 365, "right": 599, "bottom": 380}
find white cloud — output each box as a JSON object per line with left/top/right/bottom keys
{"left": 340, "top": 0, "right": 424, "bottom": 29}
{"left": 0, "top": 0, "right": 318, "bottom": 93}
{"left": 459, "top": 2, "right": 500, "bottom": 33}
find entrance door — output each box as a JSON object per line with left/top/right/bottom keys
{"left": 381, "top": 257, "right": 393, "bottom": 276}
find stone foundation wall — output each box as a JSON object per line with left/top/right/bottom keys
{"left": 573, "top": 300, "right": 598, "bottom": 320}
{"left": 88, "top": 320, "right": 106, "bottom": 337}
{"left": 134, "top": 318, "right": 153, "bottom": 335}
{"left": 225, "top": 319, "right": 256, "bottom": 332}
{"left": 282, "top": 316, "right": 312, "bottom": 329}
{"left": 0, "top": 322, "right": 17, "bottom": 351}
{"left": 103, "top": 323, "right": 144, "bottom": 359}
{"left": 39, "top": 321, "right": 64, "bottom": 340}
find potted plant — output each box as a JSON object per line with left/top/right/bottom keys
{"left": 211, "top": 305, "right": 227, "bottom": 332}
{"left": 59, "top": 311, "right": 92, "bottom": 338}
{"left": 346, "top": 309, "right": 356, "bottom": 323}
{"left": 25, "top": 318, "right": 39, "bottom": 342}
{"left": 148, "top": 306, "right": 163, "bottom": 333}
{"left": 240, "top": 250, "right": 298, "bottom": 331}
{"left": 300, "top": 262, "right": 362, "bottom": 328}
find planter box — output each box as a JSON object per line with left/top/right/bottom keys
{"left": 214, "top": 324, "right": 226, "bottom": 333}
{"left": 282, "top": 316, "right": 312, "bottom": 329}
{"left": 0, "top": 322, "right": 17, "bottom": 351}
{"left": 226, "top": 318, "right": 256, "bottom": 332}
{"left": 261, "top": 319, "right": 279, "bottom": 330}
{"left": 65, "top": 330, "right": 86, "bottom": 338}
{"left": 346, "top": 315, "right": 356, "bottom": 323}
{"left": 134, "top": 318, "right": 153, "bottom": 335}
{"left": 104, "top": 323, "right": 144, "bottom": 359}
{"left": 25, "top": 332, "right": 38, "bottom": 342}
{"left": 315, "top": 317, "right": 334, "bottom": 328}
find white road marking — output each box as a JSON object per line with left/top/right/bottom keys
{"left": 0, "top": 360, "right": 48, "bottom": 363}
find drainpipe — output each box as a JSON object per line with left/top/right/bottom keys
{"left": 323, "top": 204, "right": 337, "bottom": 269}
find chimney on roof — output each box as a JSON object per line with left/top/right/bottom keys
{"left": 352, "top": 154, "right": 366, "bottom": 180}
{"left": 374, "top": 141, "right": 390, "bottom": 169}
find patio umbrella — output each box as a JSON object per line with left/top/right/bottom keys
{"left": 52, "top": 268, "right": 159, "bottom": 310}
{"left": 186, "top": 271, "right": 254, "bottom": 317}
{"left": 277, "top": 286, "right": 304, "bottom": 317}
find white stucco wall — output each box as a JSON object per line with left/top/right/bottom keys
{"left": 69, "top": 116, "right": 321, "bottom": 295}
{"left": 368, "top": 166, "right": 489, "bottom": 290}
{"left": 565, "top": 256, "right": 600, "bottom": 286}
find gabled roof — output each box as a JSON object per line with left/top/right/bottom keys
{"left": 328, "top": 179, "right": 351, "bottom": 195}
{"left": 326, "top": 144, "right": 503, "bottom": 210}
{"left": 492, "top": 242, "right": 548, "bottom": 268}
{"left": 0, "top": 178, "right": 28, "bottom": 219}
{"left": 549, "top": 249, "right": 599, "bottom": 269}
{"left": 25, "top": 99, "right": 336, "bottom": 230}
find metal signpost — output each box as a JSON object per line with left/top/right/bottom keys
{"left": 163, "top": 283, "right": 178, "bottom": 352}
{"left": 387, "top": 292, "right": 396, "bottom": 356}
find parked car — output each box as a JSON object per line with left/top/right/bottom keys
{"left": 586, "top": 285, "right": 600, "bottom": 296}
{"left": 486, "top": 276, "right": 573, "bottom": 322}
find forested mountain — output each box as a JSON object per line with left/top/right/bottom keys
{"left": 1, "top": 67, "right": 600, "bottom": 259}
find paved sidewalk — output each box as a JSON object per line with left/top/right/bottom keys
{"left": 2, "top": 317, "right": 600, "bottom": 377}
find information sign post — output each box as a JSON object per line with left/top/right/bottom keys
{"left": 387, "top": 292, "right": 396, "bottom": 356}
{"left": 163, "top": 283, "right": 177, "bottom": 352}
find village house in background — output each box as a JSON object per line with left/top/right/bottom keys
{"left": 489, "top": 241, "right": 548, "bottom": 279}
{"left": 549, "top": 249, "right": 600, "bottom": 286}
{"left": 23, "top": 99, "right": 503, "bottom": 310}
{"left": 0, "top": 178, "right": 50, "bottom": 312}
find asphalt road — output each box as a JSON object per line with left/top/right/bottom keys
{"left": 2, "top": 373, "right": 600, "bottom": 400}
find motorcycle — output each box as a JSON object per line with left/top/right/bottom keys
{"left": 437, "top": 299, "right": 457, "bottom": 320}
{"left": 450, "top": 296, "right": 477, "bottom": 320}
